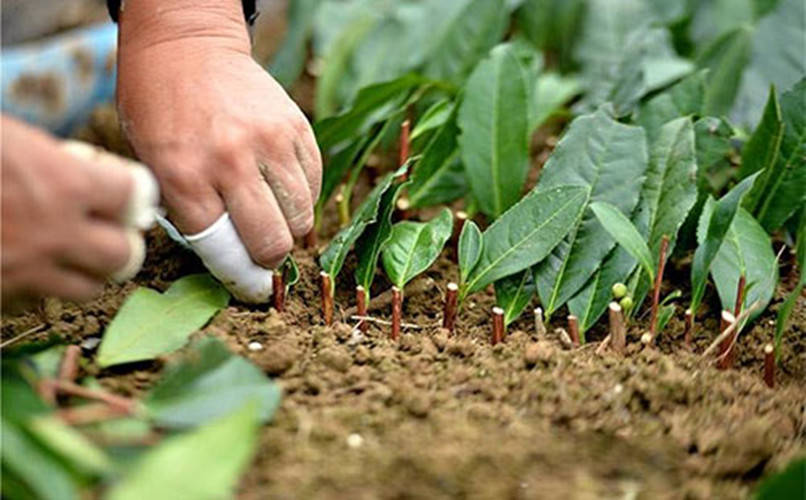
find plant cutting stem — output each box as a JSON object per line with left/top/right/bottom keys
{"left": 320, "top": 272, "right": 334, "bottom": 326}
{"left": 443, "top": 283, "right": 458, "bottom": 332}
{"left": 58, "top": 345, "right": 82, "bottom": 383}
{"left": 683, "top": 308, "right": 694, "bottom": 348}
{"left": 343, "top": 277, "right": 435, "bottom": 316}
{"left": 356, "top": 286, "right": 368, "bottom": 333}
{"left": 717, "top": 310, "right": 737, "bottom": 370}
{"left": 567, "top": 315, "right": 580, "bottom": 347}
{"left": 701, "top": 300, "right": 761, "bottom": 359}
{"left": 391, "top": 287, "right": 403, "bottom": 341}
{"left": 56, "top": 403, "right": 134, "bottom": 426}
{"left": 763, "top": 343, "right": 774, "bottom": 388}
{"left": 734, "top": 274, "right": 746, "bottom": 317}
{"left": 492, "top": 307, "right": 505, "bottom": 345}
{"left": 336, "top": 188, "right": 350, "bottom": 227}
{"left": 608, "top": 302, "right": 626, "bottom": 355}
{"left": 399, "top": 119, "right": 411, "bottom": 180}
{"left": 649, "top": 235, "right": 670, "bottom": 340}
{"left": 43, "top": 380, "right": 136, "bottom": 412}
{"left": 304, "top": 230, "right": 318, "bottom": 250}
{"left": 273, "top": 271, "right": 285, "bottom": 312}
{"left": 534, "top": 307, "right": 547, "bottom": 339}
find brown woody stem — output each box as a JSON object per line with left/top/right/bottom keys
{"left": 649, "top": 235, "right": 670, "bottom": 339}
{"left": 273, "top": 271, "right": 285, "bottom": 313}
{"left": 320, "top": 272, "right": 333, "bottom": 326}
{"left": 608, "top": 302, "right": 626, "bottom": 355}
{"left": 534, "top": 307, "right": 547, "bottom": 339}
{"left": 391, "top": 287, "right": 403, "bottom": 341}
{"left": 356, "top": 286, "right": 368, "bottom": 333}
{"left": 567, "top": 315, "right": 580, "bottom": 347}
{"left": 443, "top": 283, "right": 458, "bottom": 332}
{"left": 399, "top": 119, "right": 411, "bottom": 179}
{"left": 717, "top": 310, "right": 737, "bottom": 370}
{"left": 492, "top": 307, "right": 505, "bottom": 345}
{"left": 734, "top": 274, "right": 746, "bottom": 318}
{"left": 58, "top": 345, "right": 82, "bottom": 383}
{"left": 763, "top": 343, "right": 775, "bottom": 388}
{"left": 683, "top": 308, "right": 694, "bottom": 348}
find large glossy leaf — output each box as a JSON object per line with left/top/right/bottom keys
{"left": 732, "top": 0, "right": 806, "bottom": 128}
{"left": 354, "top": 180, "right": 408, "bottom": 295}
{"left": 411, "top": 98, "right": 455, "bottom": 141}
{"left": 464, "top": 185, "right": 588, "bottom": 296}
{"left": 567, "top": 246, "right": 636, "bottom": 332}
{"left": 532, "top": 72, "right": 581, "bottom": 130}
{"left": 269, "top": 0, "right": 322, "bottom": 88}
{"left": 2, "top": 419, "right": 76, "bottom": 500}
{"left": 746, "top": 79, "right": 806, "bottom": 231}
{"left": 144, "top": 338, "right": 281, "bottom": 429}
{"left": 106, "top": 404, "right": 259, "bottom": 500}
{"left": 27, "top": 417, "right": 114, "bottom": 476}
{"left": 97, "top": 275, "right": 230, "bottom": 367}
{"left": 421, "top": 0, "right": 509, "bottom": 84}
{"left": 317, "top": 137, "right": 368, "bottom": 212}
{"left": 408, "top": 114, "right": 467, "bottom": 208}
{"left": 700, "top": 204, "right": 777, "bottom": 320}
{"left": 690, "top": 173, "right": 760, "bottom": 311}
{"left": 381, "top": 208, "right": 453, "bottom": 288}
{"left": 636, "top": 71, "right": 707, "bottom": 142}
{"left": 458, "top": 43, "right": 530, "bottom": 219}
{"left": 629, "top": 117, "right": 699, "bottom": 306}
{"left": 458, "top": 220, "right": 482, "bottom": 287}
{"left": 495, "top": 271, "right": 536, "bottom": 326}
{"left": 315, "top": 74, "right": 424, "bottom": 151}
{"left": 696, "top": 26, "right": 753, "bottom": 117}
{"left": 319, "top": 168, "right": 404, "bottom": 293}
{"left": 740, "top": 87, "right": 785, "bottom": 213}
{"left": 534, "top": 110, "right": 648, "bottom": 317}
{"left": 590, "top": 202, "right": 654, "bottom": 282}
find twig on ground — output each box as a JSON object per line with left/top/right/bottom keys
{"left": 595, "top": 335, "right": 612, "bottom": 356}
{"left": 701, "top": 300, "right": 762, "bottom": 360}
{"left": 556, "top": 328, "right": 574, "bottom": 350}
{"left": 0, "top": 324, "right": 46, "bottom": 349}
{"left": 349, "top": 315, "right": 432, "bottom": 330}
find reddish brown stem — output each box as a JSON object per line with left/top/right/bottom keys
{"left": 734, "top": 274, "right": 746, "bottom": 318}
{"left": 534, "top": 307, "right": 547, "bottom": 339}
{"left": 391, "top": 287, "right": 403, "bottom": 341}
{"left": 320, "top": 272, "right": 333, "bottom": 326}
{"left": 492, "top": 307, "right": 505, "bottom": 345}
{"left": 58, "top": 345, "right": 82, "bottom": 383}
{"left": 649, "top": 235, "right": 670, "bottom": 338}
{"left": 608, "top": 302, "right": 626, "bottom": 355}
{"left": 304, "top": 230, "right": 318, "bottom": 250}
{"left": 273, "top": 271, "right": 285, "bottom": 313}
{"left": 399, "top": 119, "right": 411, "bottom": 179}
{"left": 46, "top": 380, "right": 135, "bottom": 412}
{"left": 717, "top": 310, "right": 736, "bottom": 370}
{"left": 683, "top": 308, "right": 694, "bottom": 348}
{"left": 56, "top": 403, "right": 133, "bottom": 426}
{"left": 763, "top": 343, "right": 775, "bottom": 388}
{"left": 356, "top": 286, "right": 368, "bottom": 333}
{"left": 443, "top": 283, "right": 459, "bottom": 332}
{"left": 567, "top": 315, "right": 580, "bottom": 347}
{"left": 451, "top": 211, "right": 468, "bottom": 262}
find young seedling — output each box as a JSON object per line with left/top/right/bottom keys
{"left": 534, "top": 307, "right": 547, "bottom": 339}
{"left": 567, "top": 315, "right": 580, "bottom": 347}
{"left": 391, "top": 287, "right": 403, "bottom": 340}
{"left": 608, "top": 302, "right": 626, "bottom": 355}
{"left": 336, "top": 190, "right": 350, "bottom": 227}
{"left": 492, "top": 307, "right": 505, "bottom": 345}
{"left": 58, "top": 345, "right": 82, "bottom": 383}
{"left": 320, "top": 272, "right": 334, "bottom": 326}
{"left": 273, "top": 271, "right": 285, "bottom": 312}
{"left": 649, "top": 235, "right": 670, "bottom": 340}
{"left": 443, "top": 283, "right": 458, "bottom": 332}
{"left": 717, "top": 310, "right": 736, "bottom": 370}
{"left": 684, "top": 308, "right": 694, "bottom": 347}
{"left": 733, "top": 274, "right": 746, "bottom": 318}
{"left": 356, "top": 285, "right": 368, "bottom": 333}
{"left": 763, "top": 343, "right": 775, "bottom": 388}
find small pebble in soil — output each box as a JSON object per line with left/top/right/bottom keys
{"left": 346, "top": 433, "right": 364, "bottom": 449}
{"left": 248, "top": 341, "right": 264, "bottom": 352}
{"left": 80, "top": 337, "right": 101, "bottom": 351}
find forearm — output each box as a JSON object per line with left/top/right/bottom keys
{"left": 117, "top": 0, "right": 251, "bottom": 56}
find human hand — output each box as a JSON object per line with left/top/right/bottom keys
{"left": 116, "top": 1, "right": 322, "bottom": 302}
{"left": 1, "top": 116, "right": 159, "bottom": 306}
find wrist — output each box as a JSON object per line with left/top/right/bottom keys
{"left": 117, "top": 0, "right": 251, "bottom": 56}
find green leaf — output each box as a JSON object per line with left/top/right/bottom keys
{"left": 590, "top": 202, "right": 655, "bottom": 283}
{"left": 381, "top": 208, "right": 453, "bottom": 288}
{"left": 515, "top": 0, "right": 585, "bottom": 72}
{"left": 319, "top": 167, "right": 404, "bottom": 293}
{"left": 636, "top": 71, "right": 707, "bottom": 142}
{"left": 269, "top": 0, "right": 322, "bottom": 88}
{"left": 657, "top": 304, "right": 677, "bottom": 334}
{"left": 465, "top": 185, "right": 589, "bottom": 296}
{"left": 630, "top": 117, "right": 699, "bottom": 308}
{"left": 354, "top": 180, "right": 408, "bottom": 295}
{"left": 408, "top": 114, "right": 467, "bottom": 208}
{"left": 458, "top": 43, "right": 531, "bottom": 218}
{"left": 532, "top": 72, "right": 581, "bottom": 130}
{"left": 697, "top": 26, "right": 754, "bottom": 117}
{"left": 738, "top": 87, "right": 783, "bottom": 184}
{"left": 317, "top": 137, "right": 368, "bottom": 212}
{"left": 703, "top": 206, "right": 778, "bottom": 319}
{"left": 144, "top": 338, "right": 281, "bottom": 428}
{"left": 495, "top": 271, "right": 536, "bottom": 326}
{"left": 754, "top": 457, "right": 806, "bottom": 500}
{"left": 421, "top": 0, "right": 509, "bottom": 84}
{"left": 746, "top": 79, "right": 806, "bottom": 231}
{"left": 106, "top": 403, "right": 259, "bottom": 500}
{"left": 27, "top": 416, "right": 114, "bottom": 476}
{"left": 458, "top": 220, "right": 483, "bottom": 287}
{"left": 315, "top": 74, "right": 424, "bottom": 151}
{"left": 774, "top": 283, "right": 803, "bottom": 361}
{"left": 534, "top": 110, "right": 648, "bottom": 317}
{"left": 690, "top": 173, "right": 760, "bottom": 311}
{"left": 732, "top": 0, "right": 806, "bottom": 128}
{"left": 411, "top": 98, "right": 455, "bottom": 141}
{"left": 1, "top": 419, "right": 76, "bottom": 500}
{"left": 281, "top": 256, "right": 300, "bottom": 294}
{"left": 97, "top": 275, "right": 230, "bottom": 367}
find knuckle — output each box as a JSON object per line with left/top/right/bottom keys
{"left": 253, "top": 231, "right": 293, "bottom": 267}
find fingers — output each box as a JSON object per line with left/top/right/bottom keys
{"left": 221, "top": 164, "right": 293, "bottom": 269}
{"left": 293, "top": 124, "right": 323, "bottom": 201}
{"left": 59, "top": 222, "right": 134, "bottom": 279}
{"left": 29, "top": 266, "right": 105, "bottom": 303}
{"left": 256, "top": 156, "right": 314, "bottom": 239}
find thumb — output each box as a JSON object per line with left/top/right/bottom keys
{"left": 185, "top": 213, "right": 274, "bottom": 303}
